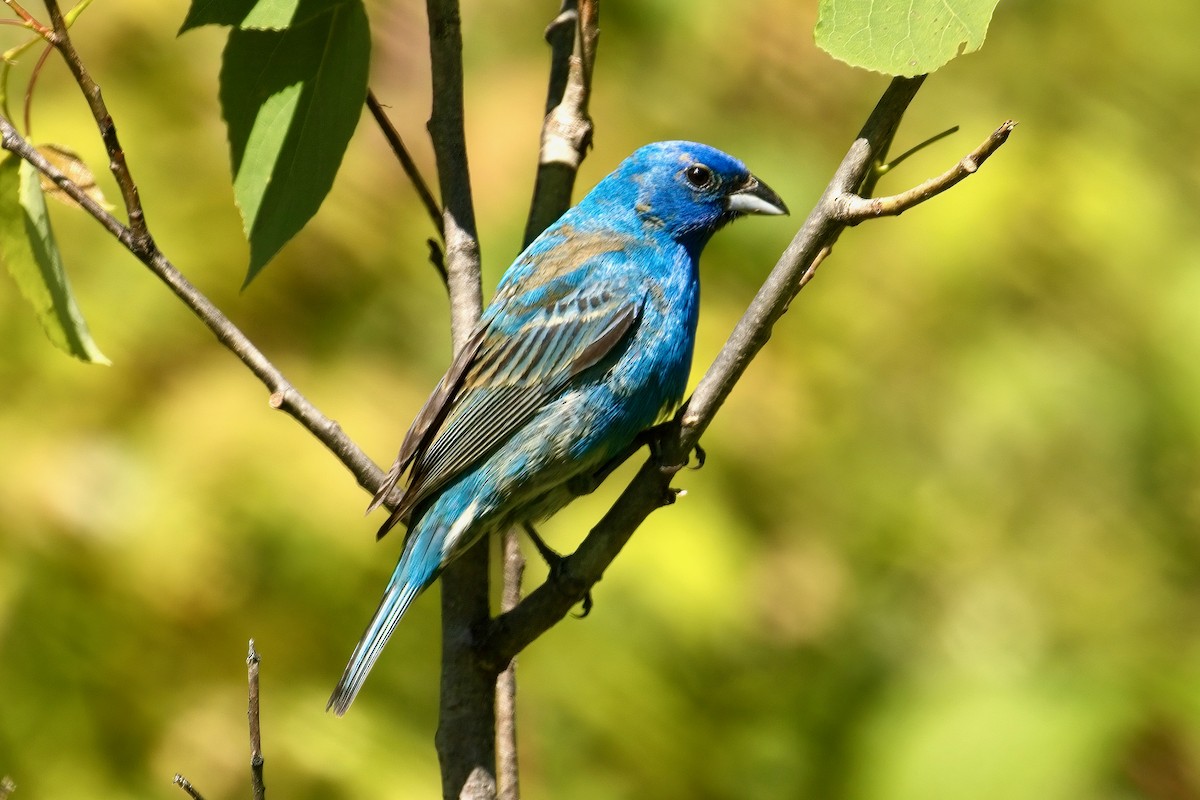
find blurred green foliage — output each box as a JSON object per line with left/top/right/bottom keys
{"left": 3, "top": 1, "right": 1200, "bottom": 798}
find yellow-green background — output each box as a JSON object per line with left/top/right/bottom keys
{"left": 4, "top": 1, "right": 1200, "bottom": 798}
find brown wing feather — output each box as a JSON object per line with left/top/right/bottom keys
{"left": 367, "top": 324, "right": 487, "bottom": 535}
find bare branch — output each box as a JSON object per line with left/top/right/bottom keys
{"left": 1, "top": 0, "right": 51, "bottom": 36}
{"left": 366, "top": 89, "right": 445, "bottom": 246}
{"left": 423, "top": 2, "right": 494, "bottom": 799}
{"left": 837, "top": 120, "right": 1016, "bottom": 222}
{"left": 172, "top": 775, "right": 206, "bottom": 800}
{"left": 425, "top": 0, "right": 482, "bottom": 347}
{"left": 484, "top": 75, "right": 1017, "bottom": 667}
{"left": 42, "top": 0, "right": 150, "bottom": 248}
{"left": 0, "top": 775, "right": 14, "bottom": 800}
{"left": 247, "top": 640, "right": 266, "bottom": 800}
{"left": 0, "top": 117, "right": 387, "bottom": 495}
{"left": 495, "top": 531, "right": 524, "bottom": 800}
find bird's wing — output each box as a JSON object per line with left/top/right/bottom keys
{"left": 373, "top": 267, "right": 643, "bottom": 538}
{"left": 365, "top": 322, "right": 488, "bottom": 518}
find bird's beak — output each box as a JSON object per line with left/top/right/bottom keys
{"left": 725, "top": 174, "right": 789, "bottom": 216}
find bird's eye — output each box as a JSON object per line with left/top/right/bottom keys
{"left": 684, "top": 164, "right": 715, "bottom": 190}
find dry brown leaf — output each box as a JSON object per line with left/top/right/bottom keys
{"left": 36, "top": 143, "right": 113, "bottom": 211}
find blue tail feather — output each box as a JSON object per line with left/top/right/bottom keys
{"left": 327, "top": 576, "right": 423, "bottom": 715}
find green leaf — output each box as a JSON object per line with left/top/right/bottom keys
{"left": 180, "top": 0, "right": 350, "bottom": 32}
{"left": 0, "top": 154, "right": 109, "bottom": 364}
{"left": 815, "top": 0, "right": 1000, "bottom": 77}
{"left": 219, "top": 0, "right": 370, "bottom": 285}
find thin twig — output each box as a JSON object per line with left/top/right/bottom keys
{"left": 0, "top": 116, "right": 387, "bottom": 495}
{"left": 859, "top": 124, "right": 959, "bottom": 198}
{"left": 366, "top": 89, "right": 444, "bottom": 244}
{"left": 247, "top": 640, "right": 266, "bottom": 800}
{"left": 1, "top": 0, "right": 50, "bottom": 36}
{"left": 795, "top": 245, "right": 833, "bottom": 294}
{"left": 484, "top": 76, "right": 1016, "bottom": 667}
{"left": 885, "top": 124, "right": 960, "bottom": 171}
{"left": 495, "top": 531, "right": 524, "bottom": 800}
{"left": 172, "top": 775, "right": 206, "bottom": 800}
{"left": 22, "top": 42, "right": 51, "bottom": 135}
{"left": 837, "top": 120, "right": 1016, "bottom": 221}
{"left": 42, "top": 0, "right": 149, "bottom": 247}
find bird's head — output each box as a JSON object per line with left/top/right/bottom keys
{"left": 606, "top": 140, "right": 788, "bottom": 251}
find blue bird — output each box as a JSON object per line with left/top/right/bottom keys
{"left": 328, "top": 141, "right": 786, "bottom": 714}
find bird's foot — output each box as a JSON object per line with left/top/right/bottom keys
{"left": 523, "top": 523, "right": 593, "bottom": 618}
{"left": 644, "top": 422, "right": 706, "bottom": 472}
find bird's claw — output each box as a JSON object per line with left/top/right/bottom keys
{"left": 522, "top": 523, "right": 594, "bottom": 618}
{"left": 647, "top": 428, "right": 706, "bottom": 472}
{"left": 576, "top": 591, "right": 593, "bottom": 619}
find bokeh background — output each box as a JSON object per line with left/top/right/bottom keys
{"left": 3, "top": 1, "right": 1200, "bottom": 798}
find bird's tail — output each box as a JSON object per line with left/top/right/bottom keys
{"left": 329, "top": 489, "right": 483, "bottom": 714}
{"left": 326, "top": 574, "right": 423, "bottom": 716}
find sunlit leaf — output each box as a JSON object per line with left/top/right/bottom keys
{"left": 815, "top": 0, "right": 1000, "bottom": 77}
{"left": 0, "top": 154, "right": 110, "bottom": 364}
{"left": 37, "top": 143, "right": 112, "bottom": 211}
{"left": 219, "top": 0, "right": 370, "bottom": 285}
{"left": 180, "top": 0, "right": 351, "bottom": 32}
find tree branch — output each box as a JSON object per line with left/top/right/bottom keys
{"left": 495, "top": 530, "right": 523, "bottom": 800}
{"left": 42, "top": 0, "right": 150, "bottom": 249}
{"left": 1, "top": 0, "right": 51, "bottom": 36}
{"left": 483, "top": 75, "right": 1016, "bottom": 668}
{"left": 367, "top": 87, "right": 450, "bottom": 289}
{"left": 366, "top": 89, "right": 445, "bottom": 248}
{"left": 836, "top": 119, "right": 1015, "bottom": 221}
{"left": 423, "top": 2, "right": 493, "bottom": 799}
{"left": 425, "top": 0, "right": 482, "bottom": 345}
{"left": 0, "top": 118, "right": 386, "bottom": 494}
{"left": 522, "top": 0, "right": 599, "bottom": 244}
{"left": 247, "top": 640, "right": 266, "bottom": 800}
